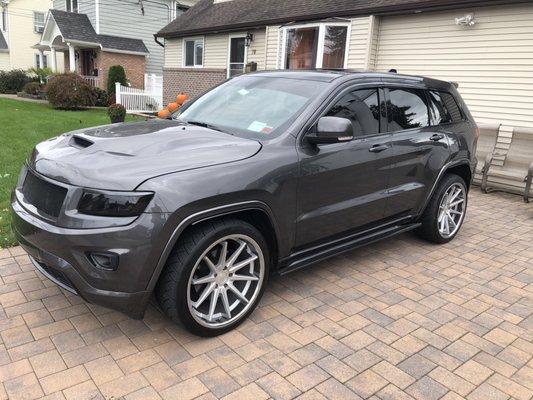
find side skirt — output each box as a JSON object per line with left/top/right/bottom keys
{"left": 278, "top": 222, "right": 421, "bottom": 275}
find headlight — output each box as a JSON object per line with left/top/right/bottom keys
{"left": 77, "top": 190, "right": 154, "bottom": 217}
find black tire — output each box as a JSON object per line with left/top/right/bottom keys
{"left": 155, "top": 218, "right": 270, "bottom": 337}
{"left": 415, "top": 173, "right": 468, "bottom": 244}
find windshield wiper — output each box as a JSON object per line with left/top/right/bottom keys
{"left": 186, "top": 120, "right": 231, "bottom": 135}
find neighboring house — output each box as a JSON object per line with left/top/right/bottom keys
{"left": 156, "top": 0, "right": 533, "bottom": 130}
{"left": 35, "top": 0, "right": 197, "bottom": 90}
{"left": 0, "top": 0, "right": 64, "bottom": 71}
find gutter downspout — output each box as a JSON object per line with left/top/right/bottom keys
{"left": 154, "top": 35, "right": 164, "bottom": 48}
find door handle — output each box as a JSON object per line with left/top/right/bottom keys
{"left": 430, "top": 133, "right": 445, "bottom": 141}
{"left": 369, "top": 144, "right": 389, "bottom": 153}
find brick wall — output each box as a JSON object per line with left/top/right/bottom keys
{"left": 96, "top": 51, "right": 146, "bottom": 91}
{"left": 163, "top": 68, "right": 226, "bottom": 104}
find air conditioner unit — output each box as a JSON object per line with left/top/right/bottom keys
{"left": 36, "top": 26, "right": 44, "bottom": 33}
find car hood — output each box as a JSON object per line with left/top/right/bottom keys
{"left": 29, "top": 120, "right": 262, "bottom": 190}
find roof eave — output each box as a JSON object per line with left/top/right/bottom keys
{"left": 102, "top": 48, "right": 149, "bottom": 56}
{"left": 156, "top": 0, "right": 533, "bottom": 39}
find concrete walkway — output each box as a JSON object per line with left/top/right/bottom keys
{"left": 0, "top": 190, "right": 531, "bottom": 399}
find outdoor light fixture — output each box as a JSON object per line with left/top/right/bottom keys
{"left": 455, "top": 14, "right": 477, "bottom": 27}
{"left": 245, "top": 32, "right": 254, "bottom": 47}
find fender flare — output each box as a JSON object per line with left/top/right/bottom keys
{"left": 419, "top": 159, "right": 473, "bottom": 215}
{"left": 145, "top": 200, "right": 279, "bottom": 292}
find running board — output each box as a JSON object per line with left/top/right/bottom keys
{"left": 278, "top": 223, "right": 421, "bottom": 275}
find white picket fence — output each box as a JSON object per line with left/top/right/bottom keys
{"left": 115, "top": 74, "right": 163, "bottom": 113}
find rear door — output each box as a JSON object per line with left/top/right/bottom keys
{"left": 384, "top": 87, "right": 452, "bottom": 219}
{"left": 295, "top": 85, "right": 393, "bottom": 248}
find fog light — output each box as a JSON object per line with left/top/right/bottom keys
{"left": 87, "top": 252, "right": 119, "bottom": 271}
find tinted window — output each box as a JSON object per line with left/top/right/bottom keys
{"left": 440, "top": 92, "right": 463, "bottom": 122}
{"left": 387, "top": 89, "right": 429, "bottom": 131}
{"left": 326, "top": 88, "right": 380, "bottom": 136}
{"left": 428, "top": 91, "right": 453, "bottom": 125}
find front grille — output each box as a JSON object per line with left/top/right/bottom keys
{"left": 21, "top": 170, "right": 67, "bottom": 218}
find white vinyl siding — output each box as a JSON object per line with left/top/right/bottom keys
{"left": 53, "top": 0, "right": 95, "bottom": 25}
{"left": 347, "top": 17, "right": 373, "bottom": 70}
{"left": 248, "top": 29, "right": 265, "bottom": 70}
{"left": 264, "top": 25, "right": 281, "bottom": 69}
{"left": 165, "top": 38, "right": 182, "bottom": 68}
{"left": 375, "top": 3, "right": 533, "bottom": 129}
{"left": 203, "top": 33, "right": 228, "bottom": 68}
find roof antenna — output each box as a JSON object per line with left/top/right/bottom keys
{"left": 138, "top": 0, "right": 145, "bottom": 15}
{"left": 389, "top": 69, "right": 397, "bottom": 73}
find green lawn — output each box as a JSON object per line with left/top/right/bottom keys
{"left": 0, "top": 98, "right": 140, "bottom": 248}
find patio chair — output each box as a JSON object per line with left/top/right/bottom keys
{"left": 485, "top": 127, "right": 533, "bottom": 202}
{"left": 474, "top": 122, "right": 499, "bottom": 188}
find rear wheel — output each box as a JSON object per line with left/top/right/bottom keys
{"left": 155, "top": 218, "right": 269, "bottom": 336}
{"left": 415, "top": 174, "right": 467, "bottom": 244}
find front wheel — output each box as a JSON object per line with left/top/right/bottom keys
{"left": 155, "top": 218, "right": 269, "bottom": 336}
{"left": 415, "top": 174, "right": 468, "bottom": 244}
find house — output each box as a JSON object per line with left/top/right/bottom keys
{"left": 34, "top": 0, "right": 198, "bottom": 90}
{"left": 156, "top": 0, "right": 533, "bottom": 130}
{"left": 0, "top": 0, "right": 64, "bottom": 71}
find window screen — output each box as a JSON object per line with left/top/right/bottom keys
{"left": 326, "top": 88, "right": 380, "bottom": 136}
{"left": 387, "top": 88, "right": 429, "bottom": 131}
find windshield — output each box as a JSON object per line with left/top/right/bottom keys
{"left": 174, "top": 75, "right": 327, "bottom": 138}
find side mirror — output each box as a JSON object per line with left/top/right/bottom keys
{"left": 307, "top": 116, "right": 354, "bottom": 145}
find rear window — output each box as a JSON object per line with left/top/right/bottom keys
{"left": 428, "top": 91, "right": 463, "bottom": 125}
{"left": 387, "top": 88, "right": 429, "bottom": 131}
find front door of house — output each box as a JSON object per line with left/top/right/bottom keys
{"left": 228, "top": 36, "right": 246, "bottom": 78}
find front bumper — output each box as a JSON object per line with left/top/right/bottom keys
{"left": 11, "top": 193, "right": 169, "bottom": 319}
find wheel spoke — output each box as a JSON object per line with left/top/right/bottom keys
{"left": 448, "top": 215, "right": 457, "bottom": 229}
{"left": 449, "top": 187, "right": 461, "bottom": 202}
{"left": 228, "top": 254, "right": 258, "bottom": 273}
{"left": 227, "top": 282, "right": 249, "bottom": 304}
{"left": 192, "top": 275, "right": 215, "bottom": 285}
{"left": 226, "top": 241, "right": 247, "bottom": 269}
{"left": 449, "top": 209, "right": 462, "bottom": 216}
{"left": 203, "top": 256, "right": 217, "bottom": 274}
{"left": 193, "top": 282, "right": 216, "bottom": 308}
{"left": 449, "top": 198, "right": 464, "bottom": 208}
{"left": 232, "top": 274, "right": 259, "bottom": 282}
{"left": 443, "top": 215, "right": 450, "bottom": 234}
{"left": 217, "top": 241, "right": 228, "bottom": 270}
{"left": 220, "top": 287, "right": 231, "bottom": 319}
{"left": 208, "top": 288, "right": 220, "bottom": 322}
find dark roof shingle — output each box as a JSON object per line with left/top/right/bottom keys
{"left": 0, "top": 30, "right": 8, "bottom": 52}
{"left": 157, "top": 0, "right": 529, "bottom": 38}
{"left": 50, "top": 9, "right": 148, "bottom": 54}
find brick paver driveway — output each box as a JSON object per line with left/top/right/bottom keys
{"left": 0, "top": 190, "right": 531, "bottom": 400}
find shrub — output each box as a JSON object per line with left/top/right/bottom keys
{"left": 94, "top": 88, "right": 112, "bottom": 107}
{"left": 108, "top": 103, "right": 127, "bottom": 123}
{"left": 0, "top": 70, "right": 31, "bottom": 94}
{"left": 45, "top": 73, "right": 97, "bottom": 109}
{"left": 27, "top": 67, "right": 54, "bottom": 84}
{"left": 107, "top": 65, "right": 127, "bottom": 97}
{"left": 22, "top": 82, "right": 42, "bottom": 96}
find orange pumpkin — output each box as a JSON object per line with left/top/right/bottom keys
{"left": 157, "top": 109, "right": 170, "bottom": 119}
{"left": 176, "top": 93, "right": 188, "bottom": 105}
{"left": 167, "top": 102, "right": 179, "bottom": 112}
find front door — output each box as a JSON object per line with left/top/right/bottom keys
{"left": 295, "top": 86, "right": 393, "bottom": 248}
{"left": 228, "top": 36, "right": 246, "bottom": 78}
{"left": 384, "top": 86, "right": 451, "bottom": 218}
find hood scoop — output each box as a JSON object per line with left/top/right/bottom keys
{"left": 70, "top": 135, "right": 94, "bottom": 149}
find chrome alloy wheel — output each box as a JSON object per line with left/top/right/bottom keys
{"left": 438, "top": 183, "right": 466, "bottom": 239}
{"left": 186, "top": 234, "right": 265, "bottom": 328}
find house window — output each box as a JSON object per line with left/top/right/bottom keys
{"left": 183, "top": 37, "right": 203, "bottom": 67}
{"left": 66, "top": 0, "right": 78, "bottom": 13}
{"left": 35, "top": 54, "right": 48, "bottom": 69}
{"left": 283, "top": 23, "right": 349, "bottom": 70}
{"left": 176, "top": 4, "right": 189, "bottom": 17}
{"left": 33, "top": 12, "right": 45, "bottom": 33}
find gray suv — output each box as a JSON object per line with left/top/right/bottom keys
{"left": 11, "top": 71, "right": 478, "bottom": 336}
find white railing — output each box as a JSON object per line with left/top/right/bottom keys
{"left": 82, "top": 76, "right": 100, "bottom": 88}
{"left": 144, "top": 74, "right": 163, "bottom": 96}
{"left": 115, "top": 81, "right": 163, "bottom": 113}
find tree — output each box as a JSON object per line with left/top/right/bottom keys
{"left": 107, "top": 65, "right": 127, "bottom": 98}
